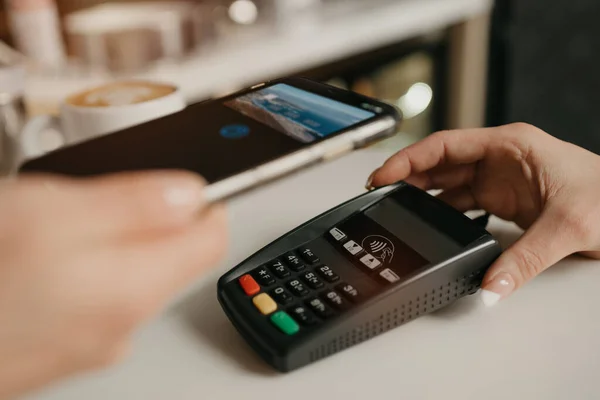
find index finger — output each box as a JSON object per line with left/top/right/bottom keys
{"left": 370, "top": 127, "right": 494, "bottom": 187}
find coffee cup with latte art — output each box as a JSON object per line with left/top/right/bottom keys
{"left": 19, "top": 81, "right": 186, "bottom": 159}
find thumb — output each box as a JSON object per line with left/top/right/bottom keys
{"left": 480, "top": 210, "right": 579, "bottom": 307}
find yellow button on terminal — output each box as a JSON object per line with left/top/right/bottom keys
{"left": 252, "top": 293, "right": 278, "bottom": 315}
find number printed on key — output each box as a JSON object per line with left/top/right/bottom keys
{"left": 302, "top": 272, "right": 324, "bottom": 289}
{"left": 271, "top": 286, "right": 293, "bottom": 305}
{"left": 324, "top": 290, "right": 348, "bottom": 310}
{"left": 326, "top": 291, "right": 342, "bottom": 304}
{"left": 290, "top": 306, "right": 316, "bottom": 325}
{"left": 269, "top": 260, "right": 290, "bottom": 278}
{"left": 336, "top": 283, "right": 360, "bottom": 302}
{"left": 310, "top": 298, "right": 326, "bottom": 312}
{"left": 283, "top": 253, "right": 306, "bottom": 271}
{"left": 287, "top": 279, "right": 309, "bottom": 296}
{"left": 307, "top": 297, "right": 334, "bottom": 318}
{"left": 316, "top": 265, "right": 339, "bottom": 282}
{"left": 341, "top": 284, "right": 357, "bottom": 296}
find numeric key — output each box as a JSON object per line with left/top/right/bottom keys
{"left": 302, "top": 271, "right": 324, "bottom": 289}
{"left": 282, "top": 252, "right": 305, "bottom": 272}
{"left": 322, "top": 290, "right": 349, "bottom": 310}
{"left": 298, "top": 246, "right": 319, "bottom": 264}
{"left": 316, "top": 265, "right": 339, "bottom": 283}
{"left": 271, "top": 287, "right": 294, "bottom": 305}
{"left": 289, "top": 305, "right": 317, "bottom": 326}
{"left": 335, "top": 282, "right": 360, "bottom": 303}
{"left": 287, "top": 279, "right": 309, "bottom": 297}
{"left": 306, "top": 297, "right": 335, "bottom": 318}
{"left": 268, "top": 260, "right": 290, "bottom": 278}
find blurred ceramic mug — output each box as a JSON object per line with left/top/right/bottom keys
{"left": 21, "top": 80, "right": 186, "bottom": 158}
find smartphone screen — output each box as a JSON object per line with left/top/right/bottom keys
{"left": 223, "top": 83, "right": 375, "bottom": 143}
{"left": 20, "top": 79, "right": 396, "bottom": 184}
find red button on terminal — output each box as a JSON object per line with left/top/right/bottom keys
{"left": 239, "top": 274, "right": 260, "bottom": 296}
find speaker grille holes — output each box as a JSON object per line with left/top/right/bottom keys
{"left": 308, "top": 271, "right": 485, "bottom": 363}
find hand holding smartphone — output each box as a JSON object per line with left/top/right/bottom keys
{"left": 19, "top": 77, "right": 402, "bottom": 203}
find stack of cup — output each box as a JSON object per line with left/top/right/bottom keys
{"left": 63, "top": 2, "right": 216, "bottom": 73}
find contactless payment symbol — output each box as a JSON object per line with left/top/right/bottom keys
{"left": 362, "top": 235, "right": 395, "bottom": 264}
{"left": 220, "top": 124, "right": 250, "bottom": 139}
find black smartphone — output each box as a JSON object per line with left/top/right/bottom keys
{"left": 19, "top": 77, "right": 402, "bottom": 203}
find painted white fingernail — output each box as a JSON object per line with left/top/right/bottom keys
{"left": 164, "top": 186, "right": 203, "bottom": 208}
{"left": 480, "top": 289, "right": 501, "bottom": 307}
{"left": 365, "top": 170, "right": 377, "bottom": 190}
{"left": 480, "top": 272, "right": 515, "bottom": 307}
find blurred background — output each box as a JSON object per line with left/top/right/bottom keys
{"left": 0, "top": 0, "right": 599, "bottom": 154}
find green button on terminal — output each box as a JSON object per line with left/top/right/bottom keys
{"left": 270, "top": 311, "right": 300, "bottom": 335}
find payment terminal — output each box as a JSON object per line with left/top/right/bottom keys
{"left": 217, "top": 182, "right": 502, "bottom": 372}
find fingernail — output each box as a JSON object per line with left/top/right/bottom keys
{"left": 480, "top": 272, "right": 515, "bottom": 307}
{"left": 162, "top": 177, "right": 204, "bottom": 210}
{"left": 365, "top": 169, "right": 378, "bottom": 190}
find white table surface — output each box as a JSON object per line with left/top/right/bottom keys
{"left": 25, "top": 0, "right": 493, "bottom": 106}
{"left": 25, "top": 147, "right": 600, "bottom": 400}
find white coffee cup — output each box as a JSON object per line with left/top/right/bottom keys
{"left": 20, "top": 80, "right": 186, "bottom": 158}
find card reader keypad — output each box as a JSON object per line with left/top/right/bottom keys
{"left": 271, "top": 287, "right": 294, "bottom": 305}
{"left": 335, "top": 283, "right": 360, "bottom": 302}
{"left": 301, "top": 271, "right": 324, "bottom": 289}
{"left": 298, "top": 247, "right": 319, "bottom": 264}
{"left": 316, "top": 265, "right": 339, "bottom": 283}
{"left": 253, "top": 267, "right": 276, "bottom": 286}
{"left": 282, "top": 253, "right": 306, "bottom": 272}
{"left": 237, "top": 243, "right": 363, "bottom": 336}
{"left": 289, "top": 305, "right": 317, "bottom": 326}
{"left": 287, "top": 279, "right": 310, "bottom": 297}
{"left": 268, "top": 260, "right": 291, "bottom": 278}
{"left": 307, "top": 297, "right": 335, "bottom": 318}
